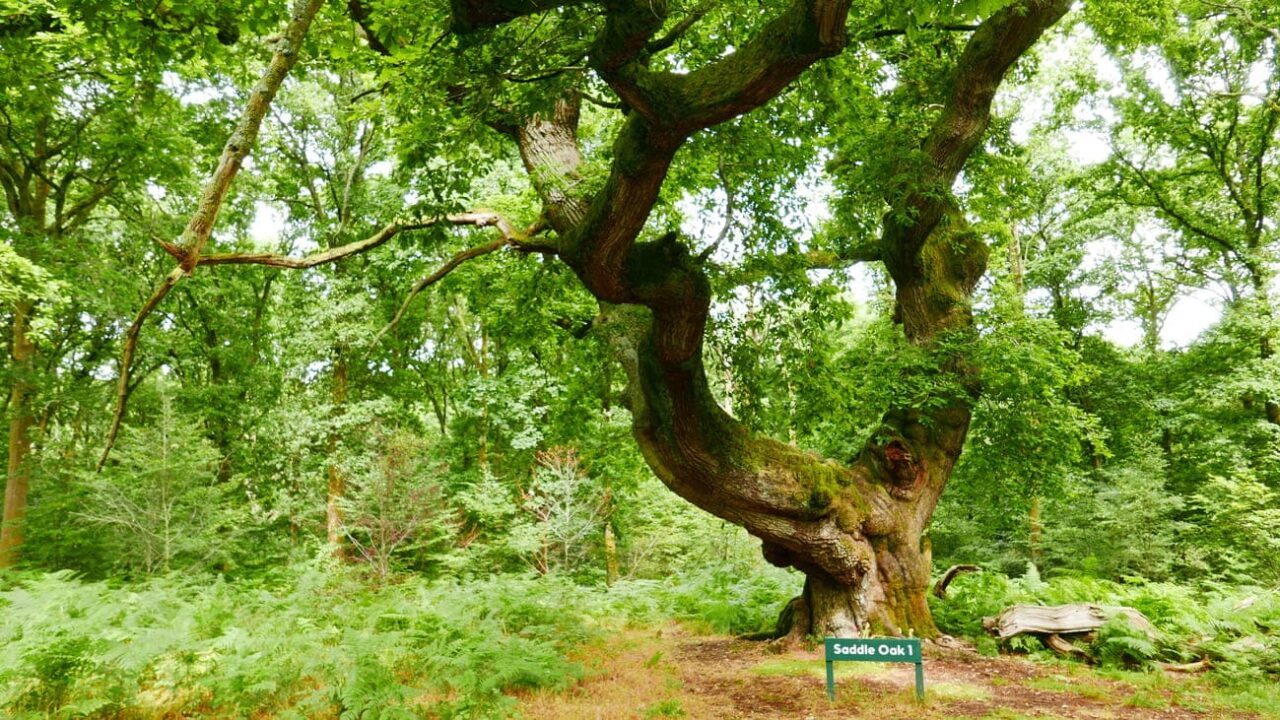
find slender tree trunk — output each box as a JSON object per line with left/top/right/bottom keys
{"left": 1246, "top": 269, "right": 1279, "bottom": 424}
{"left": 603, "top": 521, "right": 620, "bottom": 586}
{"left": 1261, "top": 335, "right": 1280, "bottom": 425}
{"left": 477, "top": 330, "right": 490, "bottom": 471}
{"left": 326, "top": 350, "right": 348, "bottom": 550}
{"left": 1006, "top": 221, "right": 1046, "bottom": 558}
{"left": 1028, "top": 495, "right": 1043, "bottom": 565}
{"left": 0, "top": 301, "right": 36, "bottom": 568}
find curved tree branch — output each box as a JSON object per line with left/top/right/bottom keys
{"left": 98, "top": 267, "right": 184, "bottom": 471}
{"left": 99, "top": 0, "right": 330, "bottom": 470}
{"left": 884, "top": 0, "right": 1072, "bottom": 266}
{"left": 102, "top": 211, "right": 543, "bottom": 468}
{"left": 373, "top": 216, "right": 553, "bottom": 344}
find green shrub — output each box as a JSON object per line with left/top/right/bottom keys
{"left": 608, "top": 563, "right": 800, "bottom": 636}
{"left": 929, "top": 570, "right": 1027, "bottom": 638}
{"left": 0, "top": 566, "right": 596, "bottom": 718}
{"left": 1091, "top": 616, "right": 1159, "bottom": 669}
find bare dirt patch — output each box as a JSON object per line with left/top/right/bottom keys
{"left": 517, "top": 624, "right": 1257, "bottom": 720}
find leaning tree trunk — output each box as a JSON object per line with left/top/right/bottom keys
{"left": 462, "top": 0, "right": 1067, "bottom": 640}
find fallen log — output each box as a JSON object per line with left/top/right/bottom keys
{"left": 982, "top": 603, "right": 1157, "bottom": 641}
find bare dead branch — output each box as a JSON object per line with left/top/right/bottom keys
{"left": 198, "top": 220, "right": 424, "bottom": 268}
{"left": 932, "top": 563, "right": 980, "bottom": 599}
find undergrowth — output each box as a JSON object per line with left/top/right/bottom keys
{"left": 0, "top": 558, "right": 797, "bottom": 718}
{"left": 13, "top": 557, "right": 1274, "bottom": 719}
{"left": 930, "top": 568, "right": 1280, "bottom": 689}
{"left": 0, "top": 563, "right": 591, "bottom": 718}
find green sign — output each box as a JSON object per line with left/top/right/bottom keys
{"left": 824, "top": 637, "right": 924, "bottom": 701}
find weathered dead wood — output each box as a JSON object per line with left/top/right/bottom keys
{"left": 932, "top": 564, "right": 981, "bottom": 599}
{"left": 1043, "top": 633, "right": 1086, "bottom": 656}
{"left": 1156, "top": 659, "right": 1209, "bottom": 673}
{"left": 982, "top": 604, "right": 1157, "bottom": 640}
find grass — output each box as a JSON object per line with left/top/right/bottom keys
{"left": 1079, "top": 664, "right": 1280, "bottom": 719}
{"left": 643, "top": 698, "right": 686, "bottom": 718}
{"left": 1024, "top": 675, "right": 1113, "bottom": 701}
{"left": 1208, "top": 682, "right": 1280, "bottom": 720}
{"left": 518, "top": 625, "right": 719, "bottom": 720}
{"left": 1124, "top": 689, "right": 1170, "bottom": 709}
{"left": 928, "top": 681, "right": 991, "bottom": 702}
{"left": 979, "top": 712, "right": 1068, "bottom": 720}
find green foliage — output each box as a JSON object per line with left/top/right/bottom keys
{"left": 80, "top": 389, "right": 235, "bottom": 576}
{"left": 337, "top": 431, "right": 453, "bottom": 580}
{"left": 1187, "top": 473, "right": 1280, "bottom": 583}
{"left": 608, "top": 562, "right": 801, "bottom": 636}
{"left": 507, "top": 447, "right": 609, "bottom": 576}
{"left": 3, "top": 0, "right": 1280, "bottom": 709}
{"left": 929, "top": 571, "right": 1028, "bottom": 639}
{"left": 1091, "top": 616, "right": 1158, "bottom": 669}
{"left": 0, "top": 566, "right": 594, "bottom": 718}
{"left": 933, "top": 570, "right": 1280, "bottom": 680}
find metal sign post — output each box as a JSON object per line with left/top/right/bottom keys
{"left": 824, "top": 637, "right": 924, "bottom": 701}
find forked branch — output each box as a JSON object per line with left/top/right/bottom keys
{"left": 102, "top": 212, "right": 542, "bottom": 469}
{"left": 99, "top": 0, "right": 325, "bottom": 470}
{"left": 178, "top": 0, "right": 325, "bottom": 271}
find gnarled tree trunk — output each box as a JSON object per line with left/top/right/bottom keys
{"left": 450, "top": 0, "right": 1068, "bottom": 638}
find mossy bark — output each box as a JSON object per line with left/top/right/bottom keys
{"left": 475, "top": 0, "right": 1066, "bottom": 641}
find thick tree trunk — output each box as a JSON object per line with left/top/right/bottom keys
{"left": 479, "top": 0, "right": 1065, "bottom": 642}
{"left": 0, "top": 301, "right": 36, "bottom": 568}
{"left": 599, "top": 231, "right": 978, "bottom": 638}
{"left": 777, "top": 537, "right": 936, "bottom": 639}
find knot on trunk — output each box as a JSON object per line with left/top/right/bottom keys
{"left": 881, "top": 439, "right": 925, "bottom": 498}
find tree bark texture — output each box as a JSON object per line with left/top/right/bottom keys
{"left": 0, "top": 301, "right": 36, "bottom": 567}
{"left": 458, "top": 0, "right": 1068, "bottom": 638}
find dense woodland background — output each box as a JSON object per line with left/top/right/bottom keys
{"left": 1, "top": 0, "right": 1279, "bottom": 716}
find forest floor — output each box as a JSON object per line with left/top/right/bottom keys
{"left": 515, "top": 623, "right": 1272, "bottom": 720}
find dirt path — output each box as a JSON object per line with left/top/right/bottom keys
{"left": 517, "top": 624, "right": 1262, "bottom": 720}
